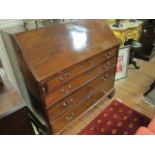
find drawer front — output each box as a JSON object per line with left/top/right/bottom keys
{"left": 41, "top": 47, "right": 117, "bottom": 94}
{"left": 47, "top": 68, "right": 115, "bottom": 121}
{"left": 44, "top": 57, "right": 117, "bottom": 107}
{"left": 47, "top": 83, "right": 92, "bottom": 121}
{"left": 51, "top": 74, "right": 114, "bottom": 133}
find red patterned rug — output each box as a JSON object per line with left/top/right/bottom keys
{"left": 79, "top": 99, "right": 151, "bottom": 135}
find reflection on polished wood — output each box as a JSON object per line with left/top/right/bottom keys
{"left": 14, "top": 20, "right": 118, "bottom": 81}
{"left": 61, "top": 57, "right": 155, "bottom": 134}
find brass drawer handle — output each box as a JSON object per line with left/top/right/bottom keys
{"left": 102, "top": 77, "right": 105, "bottom": 81}
{"left": 60, "top": 88, "right": 71, "bottom": 94}
{"left": 102, "top": 73, "right": 110, "bottom": 80}
{"left": 105, "top": 74, "right": 110, "bottom": 78}
{"left": 65, "top": 112, "right": 75, "bottom": 121}
{"left": 59, "top": 72, "right": 71, "bottom": 81}
{"left": 105, "top": 51, "right": 113, "bottom": 59}
{"left": 69, "top": 98, "right": 74, "bottom": 102}
{"left": 60, "top": 84, "right": 72, "bottom": 93}
{"left": 103, "top": 62, "right": 111, "bottom": 69}
{"left": 62, "top": 98, "right": 74, "bottom": 107}
{"left": 62, "top": 102, "right": 67, "bottom": 106}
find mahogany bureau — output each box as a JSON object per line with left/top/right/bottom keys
{"left": 11, "top": 20, "right": 120, "bottom": 134}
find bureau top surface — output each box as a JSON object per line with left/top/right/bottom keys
{"left": 13, "top": 20, "right": 119, "bottom": 82}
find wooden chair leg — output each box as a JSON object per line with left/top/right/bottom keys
{"left": 108, "top": 89, "right": 115, "bottom": 99}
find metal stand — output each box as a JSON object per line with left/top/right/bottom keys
{"left": 129, "top": 49, "right": 140, "bottom": 69}
{"left": 144, "top": 80, "right": 155, "bottom": 96}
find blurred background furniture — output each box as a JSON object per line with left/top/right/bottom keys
{"left": 23, "top": 19, "right": 78, "bottom": 30}
{"left": 108, "top": 19, "right": 143, "bottom": 46}
{"left": 136, "top": 116, "right": 155, "bottom": 135}
{"left": 23, "top": 19, "right": 52, "bottom": 29}
{"left": 108, "top": 19, "right": 143, "bottom": 69}
{"left": 143, "top": 80, "right": 155, "bottom": 107}
{"left": 125, "top": 40, "right": 142, "bottom": 69}
{"left": 130, "top": 40, "right": 142, "bottom": 69}
{"left": 144, "top": 80, "right": 155, "bottom": 96}
{"left": 134, "top": 19, "right": 155, "bottom": 61}
{"left": 0, "top": 74, "right": 35, "bottom": 135}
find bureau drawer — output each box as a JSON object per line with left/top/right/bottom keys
{"left": 51, "top": 96, "right": 92, "bottom": 134}
{"left": 47, "top": 67, "right": 115, "bottom": 122}
{"left": 47, "top": 83, "right": 92, "bottom": 121}
{"left": 51, "top": 75, "right": 114, "bottom": 134}
{"left": 41, "top": 47, "right": 117, "bottom": 94}
{"left": 44, "top": 58, "right": 117, "bottom": 107}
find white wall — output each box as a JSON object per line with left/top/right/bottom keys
{"left": 0, "top": 19, "right": 23, "bottom": 91}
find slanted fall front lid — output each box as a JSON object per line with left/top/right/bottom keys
{"left": 13, "top": 20, "right": 119, "bottom": 82}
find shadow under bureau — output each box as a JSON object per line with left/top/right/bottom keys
{"left": 11, "top": 20, "right": 120, "bottom": 134}
{"left": 0, "top": 76, "right": 34, "bottom": 135}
